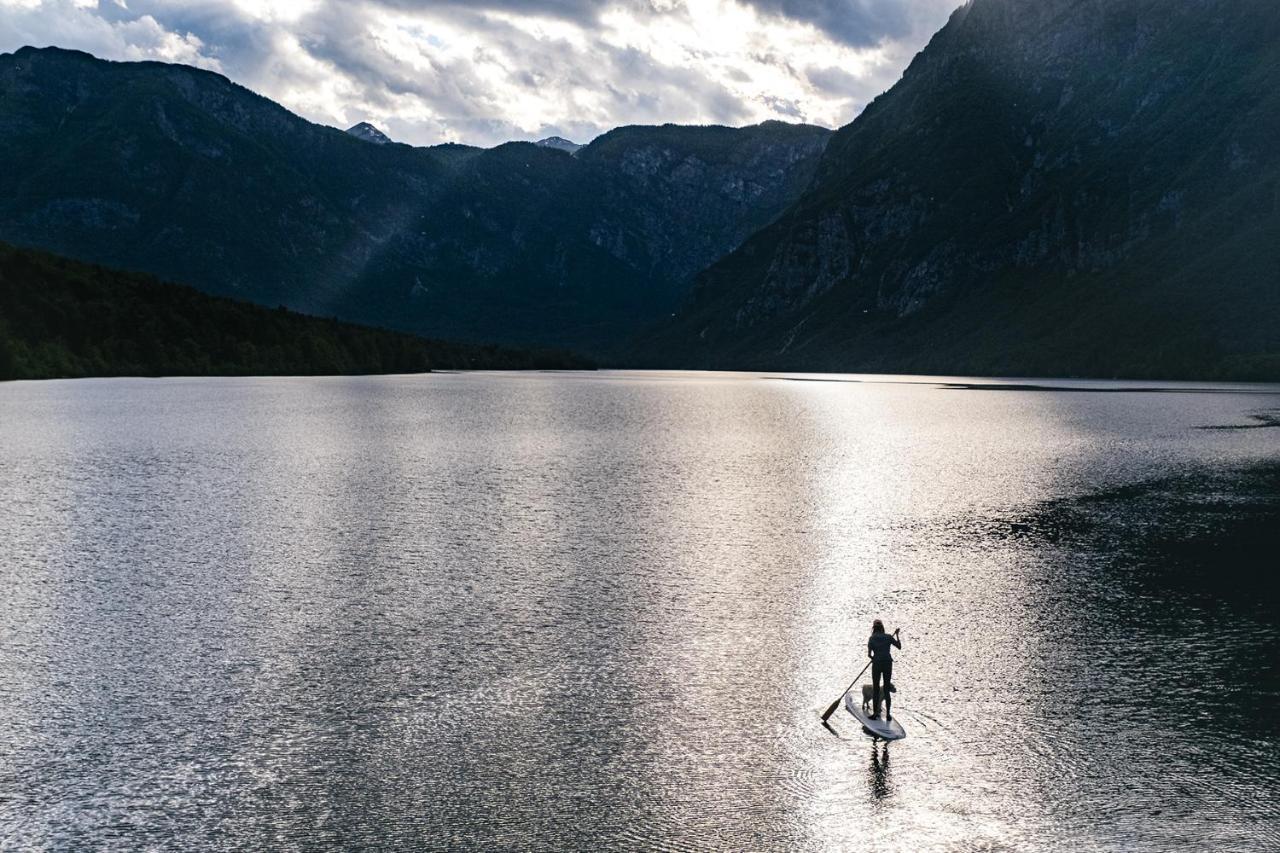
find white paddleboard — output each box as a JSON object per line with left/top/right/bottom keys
{"left": 844, "top": 691, "right": 907, "bottom": 740}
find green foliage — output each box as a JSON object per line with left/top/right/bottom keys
{"left": 0, "top": 243, "right": 591, "bottom": 381}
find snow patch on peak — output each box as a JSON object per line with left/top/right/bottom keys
{"left": 535, "top": 136, "right": 582, "bottom": 155}
{"left": 347, "top": 122, "right": 393, "bottom": 145}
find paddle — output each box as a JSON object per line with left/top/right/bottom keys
{"left": 821, "top": 659, "right": 872, "bottom": 723}
{"left": 820, "top": 628, "right": 899, "bottom": 723}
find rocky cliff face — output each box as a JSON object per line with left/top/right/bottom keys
{"left": 651, "top": 0, "right": 1280, "bottom": 378}
{"left": 0, "top": 47, "right": 830, "bottom": 353}
{"left": 578, "top": 122, "right": 831, "bottom": 294}
{"left": 343, "top": 123, "right": 830, "bottom": 349}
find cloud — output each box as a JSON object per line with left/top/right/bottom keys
{"left": 740, "top": 0, "right": 913, "bottom": 47}
{"left": 0, "top": 0, "right": 222, "bottom": 70}
{"left": 0, "top": 0, "right": 959, "bottom": 147}
{"left": 806, "top": 64, "right": 864, "bottom": 94}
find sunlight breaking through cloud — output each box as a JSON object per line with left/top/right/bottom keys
{"left": 0, "top": 0, "right": 959, "bottom": 146}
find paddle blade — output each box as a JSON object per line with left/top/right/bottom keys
{"left": 820, "top": 698, "right": 841, "bottom": 722}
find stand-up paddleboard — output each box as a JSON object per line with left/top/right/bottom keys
{"left": 844, "top": 691, "right": 906, "bottom": 740}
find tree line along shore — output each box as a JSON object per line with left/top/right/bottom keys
{"left": 0, "top": 243, "right": 591, "bottom": 381}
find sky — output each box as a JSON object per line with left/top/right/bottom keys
{"left": 0, "top": 0, "right": 960, "bottom": 148}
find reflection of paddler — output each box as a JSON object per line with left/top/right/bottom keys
{"left": 866, "top": 620, "right": 901, "bottom": 720}
{"left": 869, "top": 741, "right": 891, "bottom": 799}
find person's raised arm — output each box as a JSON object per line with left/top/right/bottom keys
{"left": 891, "top": 628, "right": 902, "bottom": 650}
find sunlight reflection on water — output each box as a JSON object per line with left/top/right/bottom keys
{"left": 0, "top": 371, "right": 1278, "bottom": 850}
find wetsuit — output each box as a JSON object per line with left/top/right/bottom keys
{"left": 867, "top": 630, "right": 901, "bottom": 718}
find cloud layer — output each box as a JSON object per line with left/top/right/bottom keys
{"left": 0, "top": 0, "right": 958, "bottom": 147}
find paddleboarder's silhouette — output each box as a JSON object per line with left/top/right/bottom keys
{"left": 867, "top": 620, "right": 901, "bottom": 720}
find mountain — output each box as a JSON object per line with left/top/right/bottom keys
{"left": 0, "top": 47, "right": 447, "bottom": 329}
{"left": 0, "top": 241, "right": 589, "bottom": 380}
{"left": 648, "top": 0, "right": 1280, "bottom": 380}
{"left": 535, "top": 136, "right": 583, "bottom": 154}
{"left": 343, "top": 121, "right": 833, "bottom": 349}
{"left": 0, "top": 47, "right": 830, "bottom": 354}
{"left": 346, "top": 121, "right": 393, "bottom": 145}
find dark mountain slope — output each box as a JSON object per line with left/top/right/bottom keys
{"left": 338, "top": 140, "right": 649, "bottom": 348}
{"left": 0, "top": 47, "right": 830, "bottom": 354}
{"left": 0, "top": 242, "right": 588, "bottom": 380}
{"left": 649, "top": 0, "right": 1280, "bottom": 379}
{"left": 577, "top": 122, "right": 834, "bottom": 292}
{"left": 0, "top": 46, "right": 443, "bottom": 317}
{"left": 343, "top": 122, "right": 833, "bottom": 348}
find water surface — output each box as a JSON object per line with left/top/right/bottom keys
{"left": 1, "top": 371, "right": 1278, "bottom": 850}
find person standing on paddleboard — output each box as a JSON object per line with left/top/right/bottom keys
{"left": 867, "top": 620, "right": 901, "bottom": 720}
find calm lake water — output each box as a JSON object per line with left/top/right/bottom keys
{"left": 1, "top": 371, "right": 1278, "bottom": 850}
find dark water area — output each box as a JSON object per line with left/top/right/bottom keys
{"left": 1003, "top": 462, "right": 1280, "bottom": 599}
{"left": 1, "top": 371, "right": 1278, "bottom": 850}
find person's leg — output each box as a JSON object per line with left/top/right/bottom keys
{"left": 871, "top": 661, "right": 883, "bottom": 717}
{"left": 884, "top": 660, "right": 894, "bottom": 720}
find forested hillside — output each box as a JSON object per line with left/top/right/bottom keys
{"left": 0, "top": 243, "right": 588, "bottom": 380}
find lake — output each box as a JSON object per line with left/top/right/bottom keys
{"left": 1, "top": 371, "right": 1277, "bottom": 850}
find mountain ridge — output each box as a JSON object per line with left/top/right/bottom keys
{"left": 645, "top": 0, "right": 1280, "bottom": 379}
{"left": 0, "top": 45, "right": 830, "bottom": 354}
